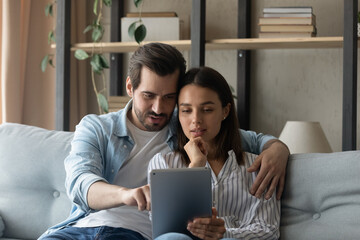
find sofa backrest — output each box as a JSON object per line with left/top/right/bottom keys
{"left": 0, "top": 123, "right": 73, "bottom": 239}
{"left": 280, "top": 150, "right": 360, "bottom": 239}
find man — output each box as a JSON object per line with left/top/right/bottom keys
{"left": 40, "top": 43, "right": 289, "bottom": 240}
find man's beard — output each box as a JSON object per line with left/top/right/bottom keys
{"left": 134, "top": 107, "right": 170, "bottom": 131}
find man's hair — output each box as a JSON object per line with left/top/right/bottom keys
{"left": 128, "top": 43, "right": 187, "bottom": 91}
{"left": 176, "top": 67, "right": 244, "bottom": 165}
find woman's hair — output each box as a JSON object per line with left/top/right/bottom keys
{"left": 176, "top": 67, "right": 244, "bottom": 165}
{"left": 128, "top": 42, "right": 187, "bottom": 91}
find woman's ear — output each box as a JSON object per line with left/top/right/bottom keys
{"left": 223, "top": 103, "right": 231, "bottom": 120}
{"left": 126, "top": 77, "right": 133, "bottom": 97}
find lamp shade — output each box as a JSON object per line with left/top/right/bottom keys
{"left": 279, "top": 121, "right": 332, "bottom": 154}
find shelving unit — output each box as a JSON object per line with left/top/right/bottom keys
{"left": 55, "top": 0, "right": 357, "bottom": 151}
{"left": 53, "top": 36, "right": 353, "bottom": 53}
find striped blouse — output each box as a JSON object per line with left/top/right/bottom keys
{"left": 148, "top": 150, "right": 280, "bottom": 240}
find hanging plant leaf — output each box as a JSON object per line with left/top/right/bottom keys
{"left": 134, "top": 0, "right": 143, "bottom": 8}
{"left": 83, "top": 24, "right": 94, "bottom": 34}
{"left": 99, "top": 54, "right": 109, "bottom": 68}
{"left": 41, "top": 55, "right": 49, "bottom": 72}
{"left": 74, "top": 49, "right": 90, "bottom": 60}
{"left": 48, "top": 31, "right": 55, "bottom": 44}
{"left": 45, "top": 3, "right": 53, "bottom": 17}
{"left": 91, "top": 55, "right": 103, "bottom": 74}
{"left": 134, "top": 24, "right": 147, "bottom": 44}
{"left": 97, "top": 93, "right": 109, "bottom": 113}
{"left": 93, "top": 0, "right": 99, "bottom": 15}
{"left": 128, "top": 21, "right": 138, "bottom": 38}
{"left": 103, "top": 0, "right": 112, "bottom": 7}
{"left": 92, "top": 24, "right": 104, "bottom": 42}
{"left": 49, "top": 58, "right": 54, "bottom": 68}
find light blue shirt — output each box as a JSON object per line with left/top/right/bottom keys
{"left": 41, "top": 100, "right": 276, "bottom": 237}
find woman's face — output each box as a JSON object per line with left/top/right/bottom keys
{"left": 178, "top": 84, "right": 229, "bottom": 144}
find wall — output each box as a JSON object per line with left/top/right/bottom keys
{"left": 99, "top": 0, "right": 359, "bottom": 152}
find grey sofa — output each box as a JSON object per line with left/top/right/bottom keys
{"left": 0, "top": 123, "right": 359, "bottom": 240}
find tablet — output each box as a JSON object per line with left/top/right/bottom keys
{"left": 150, "top": 167, "right": 212, "bottom": 239}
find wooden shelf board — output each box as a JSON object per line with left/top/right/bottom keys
{"left": 52, "top": 36, "right": 353, "bottom": 53}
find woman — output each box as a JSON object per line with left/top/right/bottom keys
{"left": 148, "top": 67, "right": 280, "bottom": 240}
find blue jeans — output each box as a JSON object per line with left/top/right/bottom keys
{"left": 40, "top": 226, "right": 146, "bottom": 240}
{"left": 155, "top": 233, "right": 236, "bottom": 240}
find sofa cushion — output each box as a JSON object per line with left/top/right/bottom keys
{"left": 281, "top": 150, "right": 360, "bottom": 240}
{"left": 0, "top": 123, "right": 73, "bottom": 239}
{"left": 0, "top": 215, "right": 4, "bottom": 237}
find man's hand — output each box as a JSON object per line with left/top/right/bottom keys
{"left": 247, "top": 140, "right": 290, "bottom": 200}
{"left": 120, "top": 185, "right": 151, "bottom": 211}
{"left": 187, "top": 208, "right": 226, "bottom": 240}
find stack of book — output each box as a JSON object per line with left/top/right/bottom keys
{"left": 258, "top": 7, "right": 316, "bottom": 38}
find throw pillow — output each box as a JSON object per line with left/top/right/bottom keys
{"left": 0, "top": 215, "right": 4, "bottom": 237}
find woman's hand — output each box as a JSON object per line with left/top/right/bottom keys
{"left": 187, "top": 208, "right": 226, "bottom": 240}
{"left": 184, "top": 137, "right": 208, "bottom": 168}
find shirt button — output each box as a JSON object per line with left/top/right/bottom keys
{"left": 111, "top": 169, "right": 114, "bottom": 173}
{"left": 313, "top": 213, "right": 321, "bottom": 220}
{"left": 124, "top": 145, "right": 127, "bottom": 149}
{"left": 53, "top": 191, "right": 60, "bottom": 198}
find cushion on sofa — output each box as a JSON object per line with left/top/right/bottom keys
{"left": 0, "top": 215, "right": 4, "bottom": 237}
{"left": 0, "top": 123, "right": 73, "bottom": 239}
{"left": 281, "top": 150, "right": 360, "bottom": 240}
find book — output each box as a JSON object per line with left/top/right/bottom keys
{"left": 125, "top": 12, "right": 177, "bottom": 17}
{"left": 260, "top": 25, "right": 316, "bottom": 33}
{"left": 263, "top": 13, "right": 313, "bottom": 18}
{"left": 258, "top": 32, "right": 315, "bottom": 38}
{"left": 259, "top": 16, "right": 315, "bottom": 25}
{"left": 263, "top": 7, "right": 312, "bottom": 14}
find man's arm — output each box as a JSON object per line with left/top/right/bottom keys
{"left": 87, "top": 181, "right": 150, "bottom": 211}
{"left": 240, "top": 130, "right": 290, "bottom": 200}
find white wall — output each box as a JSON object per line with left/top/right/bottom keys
{"left": 99, "top": 0, "right": 359, "bottom": 152}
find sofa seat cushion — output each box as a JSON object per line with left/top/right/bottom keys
{"left": 0, "top": 123, "right": 73, "bottom": 239}
{"left": 280, "top": 150, "right": 360, "bottom": 240}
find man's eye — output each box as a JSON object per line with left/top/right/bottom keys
{"left": 164, "top": 95, "right": 176, "bottom": 101}
{"left": 144, "top": 94, "right": 153, "bottom": 99}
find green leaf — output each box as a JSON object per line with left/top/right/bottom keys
{"left": 48, "top": 31, "right": 54, "bottom": 44}
{"left": 134, "top": 0, "right": 143, "bottom": 8}
{"left": 93, "top": 0, "right": 99, "bottom": 15}
{"left": 83, "top": 24, "right": 94, "bottom": 34}
{"left": 49, "top": 58, "right": 55, "bottom": 68}
{"left": 97, "top": 93, "right": 109, "bottom": 113}
{"left": 134, "top": 24, "right": 147, "bottom": 44}
{"left": 99, "top": 54, "right": 109, "bottom": 68}
{"left": 128, "top": 22, "right": 137, "bottom": 38}
{"left": 41, "top": 55, "right": 49, "bottom": 72}
{"left": 92, "top": 25, "right": 104, "bottom": 42}
{"left": 103, "top": 0, "right": 112, "bottom": 7}
{"left": 45, "top": 3, "right": 53, "bottom": 16}
{"left": 74, "top": 49, "right": 90, "bottom": 60}
{"left": 91, "top": 55, "right": 103, "bottom": 74}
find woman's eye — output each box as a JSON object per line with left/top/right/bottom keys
{"left": 181, "top": 109, "right": 191, "bottom": 113}
{"left": 204, "top": 108, "right": 213, "bottom": 112}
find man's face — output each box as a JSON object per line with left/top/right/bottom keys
{"left": 126, "top": 67, "right": 179, "bottom": 131}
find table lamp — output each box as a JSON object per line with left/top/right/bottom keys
{"left": 279, "top": 121, "right": 332, "bottom": 154}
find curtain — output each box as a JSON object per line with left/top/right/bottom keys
{"left": 0, "top": 0, "right": 89, "bottom": 130}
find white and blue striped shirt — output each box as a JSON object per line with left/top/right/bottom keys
{"left": 148, "top": 151, "right": 280, "bottom": 240}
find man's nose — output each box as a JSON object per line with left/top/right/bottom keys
{"left": 152, "top": 97, "right": 163, "bottom": 114}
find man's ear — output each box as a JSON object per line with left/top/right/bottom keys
{"left": 126, "top": 77, "right": 133, "bottom": 97}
